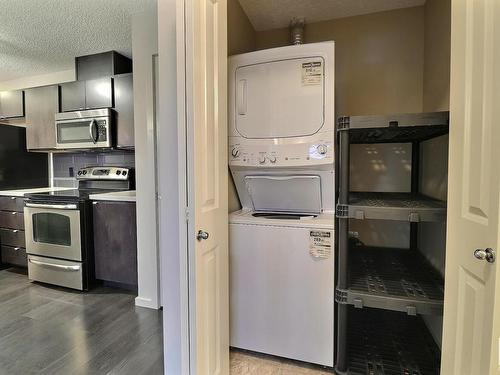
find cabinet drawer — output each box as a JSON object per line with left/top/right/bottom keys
{"left": 0, "top": 197, "right": 24, "bottom": 212}
{"left": 1, "top": 245, "right": 27, "bottom": 267}
{"left": 28, "top": 255, "right": 83, "bottom": 290}
{"left": 0, "top": 211, "right": 24, "bottom": 229}
{"left": 0, "top": 228, "right": 25, "bottom": 248}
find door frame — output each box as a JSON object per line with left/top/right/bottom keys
{"left": 157, "top": 0, "right": 191, "bottom": 373}
{"left": 159, "top": 0, "right": 229, "bottom": 372}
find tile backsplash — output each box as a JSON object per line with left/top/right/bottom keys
{"left": 52, "top": 151, "right": 135, "bottom": 188}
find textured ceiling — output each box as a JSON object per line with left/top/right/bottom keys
{"left": 239, "top": 0, "right": 426, "bottom": 31}
{"left": 0, "top": 0, "right": 156, "bottom": 82}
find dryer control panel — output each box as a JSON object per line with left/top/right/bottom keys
{"left": 229, "top": 140, "right": 334, "bottom": 167}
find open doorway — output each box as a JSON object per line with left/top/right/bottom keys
{"left": 225, "top": 0, "right": 450, "bottom": 374}
{"left": 160, "top": 0, "right": 453, "bottom": 374}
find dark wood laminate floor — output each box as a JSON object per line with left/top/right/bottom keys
{"left": 0, "top": 267, "right": 163, "bottom": 375}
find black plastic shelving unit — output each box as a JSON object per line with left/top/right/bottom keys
{"left": 335, "top": 111, "right": 449, "bottom": 375}
{"left": 347, "top": 307, "right": 441, "bottom": 375}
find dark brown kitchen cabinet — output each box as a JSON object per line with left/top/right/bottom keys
{"left": 85, "top": 77, "right": 113, "bottom": 109}
{"left": 76, "top": 51, "right": 132, "bottom": 81}
{"left": 114, "top": 73, "right": 134, "bottom": 148}
{"left": 60, "top": 81, "right": 86, "bottom": 112}
{"left": 93, "top": 200, "right": 137, "bottom": 289}
{"left": 60, "top": 78, "right": 113, "bottom": 112}
{"left": 0, "top": 90, "right": 24, "bottom": 119}
{"left": 0, "top": 196, "right": 27, "bottom": 267}
{"left": 25, "top": 85, "right": 59, "bottom": 150}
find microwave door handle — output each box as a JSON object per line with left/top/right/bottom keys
{"left": 89, "top": 119, "right": 97, "bottom": 144}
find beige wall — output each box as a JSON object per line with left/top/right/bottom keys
{"left": 228, "top": 0, "right": 256, "bottom": 56}
{"left": 423, "top": 0, "right": 451, "bottom": 112}
{"left": 227, "top": 0, "right": 257, "bottom": 212}
{"left": 256, "top": 6, "right": 425, "bottom": 116}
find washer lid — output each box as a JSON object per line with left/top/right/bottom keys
{"left": 245, "top": 175, "right": 322, "bottom": 214}
{"left": 235, "top": 57, "right": 325, "bottom": 139}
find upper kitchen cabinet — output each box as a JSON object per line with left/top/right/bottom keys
{"left": 25, "top": 85, "right": 60, "bottom": 150}
{"left": 60, "top": 81, "right": 85, "bottom": 111}
{"left": 85, "top": 77, "right": 114, "bottom": 110}
{"left": 0, "top": 90, "right": 24, "bottom": 119}
{"left": 60, "top": 77, "right": 113, "bottom": 112}
{"left": 114, "top": 73, "right": 134, "bottom": 148}
{"left": 76, "top": 51, "right": 132, "bottom": 81}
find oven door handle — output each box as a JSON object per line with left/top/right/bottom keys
{"left": 89, "top": 119, "right": 98, "bottom": 144}
{"left": 29, "top": 258, "right": 81, "bottom": 272}
{"left": 25, "top": 202, "right": 78, "bottom": 210}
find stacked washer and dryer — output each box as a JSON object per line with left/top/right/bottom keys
{"left": 228, "top": 42, "right": 335, "bottom": 367}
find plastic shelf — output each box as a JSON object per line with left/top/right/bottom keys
{"left": 338, "top": 111, "right": 449, "bottom": 144}
{"left": 336, "top": 247, "right": 444, "bottom": 315}
{"left": 343, "top": 308, "right": 441, "bottom": 375}
{"left": 338, "top": 192, "right": 446, "bottom": 222}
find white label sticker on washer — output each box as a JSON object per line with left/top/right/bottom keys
{"left": 302, "top": 61, "right": 323, "bottom": 85}
{"left": 309, "top": 230, "right": 332, "bottom": 259}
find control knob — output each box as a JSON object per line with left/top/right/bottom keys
{"left": 231, "top": 148, "right": 240, "bottom": 158}
{"left": 269, "top": 156, "right": 277, "bottom": 164}
{"left": 317, "top": 144, "right": 328, "bottom": 155}
{"left": 258, "top": 155, "right": 266, "bottom": 164}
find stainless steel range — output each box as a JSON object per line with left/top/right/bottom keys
{"left": 24, "top": 166, "right": 134, "bottom": 290}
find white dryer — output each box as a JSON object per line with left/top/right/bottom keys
{"left": 228, "top": 42, "right": 335, "bottom": 367}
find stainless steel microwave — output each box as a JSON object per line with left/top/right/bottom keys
{"left": 55, "top": 108, "right": 113, "bottom": 150}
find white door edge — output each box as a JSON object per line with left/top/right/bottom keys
{"left": 158, "top": 0, "right": 191, "bottom": 373}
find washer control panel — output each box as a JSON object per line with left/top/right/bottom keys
{"left": 229, "top": 141, "right": 333, "bottom": 167}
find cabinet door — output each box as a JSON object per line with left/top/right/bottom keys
{"left": 25, "top": 85, "right": 59, "bottom": 150}
{"left": 93, "top": 201, "right": 137, "bottom": 287}
{"left": 60, "top": 81, "right": 86, "bottom": 112}
{"left": 85, "top": 77, "right": 113, "bottom": 109}
{"left": 0, "top": 90, "right": 24, "bottom": 118}
{"left": 114, "top": 73, "right": 134, "bottom": 148}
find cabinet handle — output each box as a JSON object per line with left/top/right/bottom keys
{"left": 11, "top": 212, "right": 17, "bottom": 215}
{"left": 12, "top": 229, "right": 18, "bottom": 233}
{"left": 10, "top": 197, "right": 15, "bottom": 200}
{"left": 14, "top": 247, "right": 20, "bottom": 251}
{"left": 29, "top": 258, "right": 80, "bottom": 271}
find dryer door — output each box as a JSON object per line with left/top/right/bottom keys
{"left": 235, "top": 57, "right": 325, "bottom": 139}
{"left": 245, "top": 175, "right": 322, "bottom": 214}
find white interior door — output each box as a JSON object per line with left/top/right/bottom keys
{"left": 184, "top": 0, "right": 229, "bottom": 374}
{"left": 441, "top": 0, "right": 500, "bottom": 374}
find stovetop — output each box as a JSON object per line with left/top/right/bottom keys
{"left": 25, "top": 167, "right": 134, "bottom": 203}
{"left": 25, "top": 188, "right": 126, "bottom": 203}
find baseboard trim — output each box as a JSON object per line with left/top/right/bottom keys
{"left": 135, "top": 296, "right": 160, "bottom": 309}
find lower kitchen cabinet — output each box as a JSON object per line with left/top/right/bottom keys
{"left": 93, "top": 200, "right": 137, "bottom": 289}
{"left": 0, "top": 197, "right": 27, "bottom": 267}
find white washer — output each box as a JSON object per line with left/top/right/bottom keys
{"left": 229, "top": 210, "right": 334, "bottom": 366}
{"left": 228, "top": 42, "right": 335, "bottom": 367}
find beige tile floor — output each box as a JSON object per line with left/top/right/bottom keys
{"left": 230, "top": 349, "right": 334, "bottom": 375}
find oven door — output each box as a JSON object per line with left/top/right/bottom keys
{"left": 55, "top": 116, "right": 111, "bottom": 149}
{"left": 24, "top": 203, "right": 82, "bottom": 261}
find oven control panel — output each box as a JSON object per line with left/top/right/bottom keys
{"left": 77, "top": 167, "right": 131, "bottom": 180}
